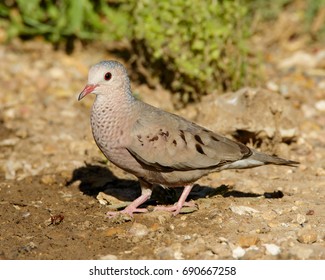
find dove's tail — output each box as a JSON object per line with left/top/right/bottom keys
{"left": 249, "top": 150, "right": 299, "bottom": 167}
{"left": 221, "top": 149, "right": 299, "bottom": 170}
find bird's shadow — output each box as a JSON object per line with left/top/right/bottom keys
{"left": 67, "top": 164, "right": 283, "bottom": 206}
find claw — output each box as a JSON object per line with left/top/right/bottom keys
{"left": 106, "top": 192, "right": 150, "bottom": 218}
{"left": 154, "top": 185, "right": 194, "bottom": 216}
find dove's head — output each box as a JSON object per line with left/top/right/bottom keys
{"left": 78, "top": 60, "right": 132, "bottom": 101}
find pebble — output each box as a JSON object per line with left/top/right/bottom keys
{"left": 99, "top": 254, "right": 118, "bottom": 260}
{"left": 263, "top": 244, "right": 281, "bottom": 256}
{"left": 315, "top": 100, "right": 325, "bottom": 112}
{"left": 208, "top": 242, "right": 232, "bottom": 258}
{"left": 262, "top": 210, "right": 277, "bottom": 221}
{"left": 129, "top": 222, "right": 149, "bottom": 237}
{"left": 230, "top": 205, "right": 259, "bottom": 215}
{"left": 40, "top": 174, "right": 56, "bottom": 185}
{"left": 96, "top": 192, "right": 127, "bottom": 208}
{"left": 296, "top": 214, "right": 306, "bottom": 225}
{"left": 297, "top": 229, "right": 318, "bottom": 244}
{"left": 0, "top": 138, "right": 20, "bottom": 146}
{"left": 289, "top": 245, "right": 313, "bottom": 259}
{"left": 19, "top": 242, "right": 37, "bottom": 253}
{"left": 232, "top": 246, "right": 246, "bottom": 259}
{"left": 155, "top": 243, "right": 184, "bottom": 260}
{"left": 237, "top": 235, "right": 260, "bottom": 248}
{"left": 48, "top": 67, "right": 65, "bottom": 79}
{"left": 182, "top": 237, "right": 207, "bottom": 256}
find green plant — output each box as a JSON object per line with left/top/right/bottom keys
{"left": 0, "top": 0, "right": 130, "bottom": 43}
{"left": 304, "top": 0, "right": 325, "bottom": 40}
{"left": 129, "top": 0, "right": 254, "bottom": 104}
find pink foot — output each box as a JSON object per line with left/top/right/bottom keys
{"left": 106, "top": 193, "right": 150, "bottom": 218}
{"left": 154, "top": 185, "right": 194, "bottom": 216}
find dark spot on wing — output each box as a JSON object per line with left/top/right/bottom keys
{"left": 179, "top": 130, "right": 187, "bottom": 145}
{"left": 194, "top": 134, "right": 204, "bottom": 145}
{"left": 159, "top": 129, "right": 169, "bottom": 140}
{"left": 172, "top": 139, "right": 177, "bottom": 146}
{"left": 195, "top": 144, "right": 206, "bottom": 155}
{"left": 137, "top": 135, "right": 144, "bottom": 146}
{"left": 149, "top": 135, "right": 159, "bottom": 142}
{"left": 210, "top": 135, "right": 220, "bottom": 142}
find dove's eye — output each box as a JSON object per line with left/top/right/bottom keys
{"left": 104, "top": 72, "right": 112, "bottom": 81}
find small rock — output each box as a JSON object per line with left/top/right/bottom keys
{"left": 99, "top": 254, "right": 118, "bottom": 260}
{"left": 263, "top": 244, "right": 281, "bottom": 256}
{"left": 266, "top": 81, "right": 279, "bottom": 92}
{"left": 316, "top": 168, "right": 325, "bottom": 176}
{"left": 208, "top": 242, "right": 232, "bottom": 258}
{"left": 15, "top": 128, "right": 29, "bottom": 139}
{"left": 98, "top": 193, "right": 131, "bottom": 210}
{"left": 232, "top": 246, "right": 246, "bottom": 259}
{"left": 129, "top": 222, "right": 149, "bottom": 237}
{"left": 0, "top": 138, "right": 20, "bottom": 146}
{"left": 278, "top": 50, "right": 324, "bottom": 69}
{"left": 182, "top": 237, "right": 207, "bottom": 256}
{"left": 315, "top": 100, "right": 325, "bottom": 112}
{"left": 230, "top": 205, "right": 259, "bottom": 215}
{"left": 297, "top": 229, "right": 317, "bottom": 244}
{"left": 40, "top": 174, "right": 56, "bottom": 185}
{"left": 48, "top": 67, "right": 65, "bottom": 79}
{"left": 289, "top": 245, "right": 313, "bottom": 259}
{"left": 18, "top": 242, "right": 38, "bottom": 253}
{"left": 237, "top": 235, "right": 260, "bottom": 248}
{"left": 262, "top": 210, "right": 277, "bottom": 221}
{"left": 296, "top": 214, "right": 306, "bottom": 225}
{"left": 243, "top": 247, "right": 264, "bottom": 260}
{"left": 22, "top": 212, "right": 31, "bottom": 218}
{"left": 147, "top": 210, "right": 172, "bottom": 224}
{"left": 155, "top": 243, "right": 184, "bottom": 260}
{"left": 97, "top": 192, "right": 123, "bottom": 206}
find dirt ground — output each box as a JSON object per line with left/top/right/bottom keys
{"left": 0, "top": 36, "right": 324, "bottom": 260}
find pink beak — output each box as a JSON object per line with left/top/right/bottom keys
{"left": 78, "top": 84, "right": 98, "bottom": 101}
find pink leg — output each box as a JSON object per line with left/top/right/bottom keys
{"left": 106, "top": 193, "right": 150, "bottom": 218}
{"left": 154, "top": 185, "right": 193, "bottom": 216}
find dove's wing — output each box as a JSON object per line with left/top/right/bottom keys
{"left": 126, "top": 102, "right": 252, "bottom": 172}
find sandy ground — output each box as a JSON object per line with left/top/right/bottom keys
{"left": 0, "top": 39, "right": 324, "bottom": 260}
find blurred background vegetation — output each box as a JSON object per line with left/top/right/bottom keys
{"left": 0, "top": 0, "right": 324, "bottom": 105}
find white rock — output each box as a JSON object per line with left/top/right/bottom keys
{"left": 232, "top": 246, "right": 246, "bottom": 259}
{"left": 99, "top": 254, "right": 118, "bottom": 260}
{"left": 264, "top": 244, "right": 281, "bottom": 256}
{"left": 296, "top": 214, "right": 306, "bottom": 225}
{"left": 129, "top": 222, "right": 149, "bottom": 237}
{"left": 230, "top": 205, "right": 259, "bottom": 215}
{"left": 266, "top": 81, "right": 279, "bottom": 92}
{"left": 279, "top": 51, "right": 320, "bottom": 69}
{"left": 315, "top": 100, "right": 325, "bottom": 112}
{"left": 0, "top": 138, "right": 20, "bottom": 146}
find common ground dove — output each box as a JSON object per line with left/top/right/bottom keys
{"left": 78, "top": 60, "right": 298, "bottom": 217}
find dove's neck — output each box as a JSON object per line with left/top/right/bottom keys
{"left": 91, "top": 89, "right": 136, "bottom": 149}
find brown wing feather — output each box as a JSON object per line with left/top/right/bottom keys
{"left": 126, "top": 102, "right": 251, "bottom": 172}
